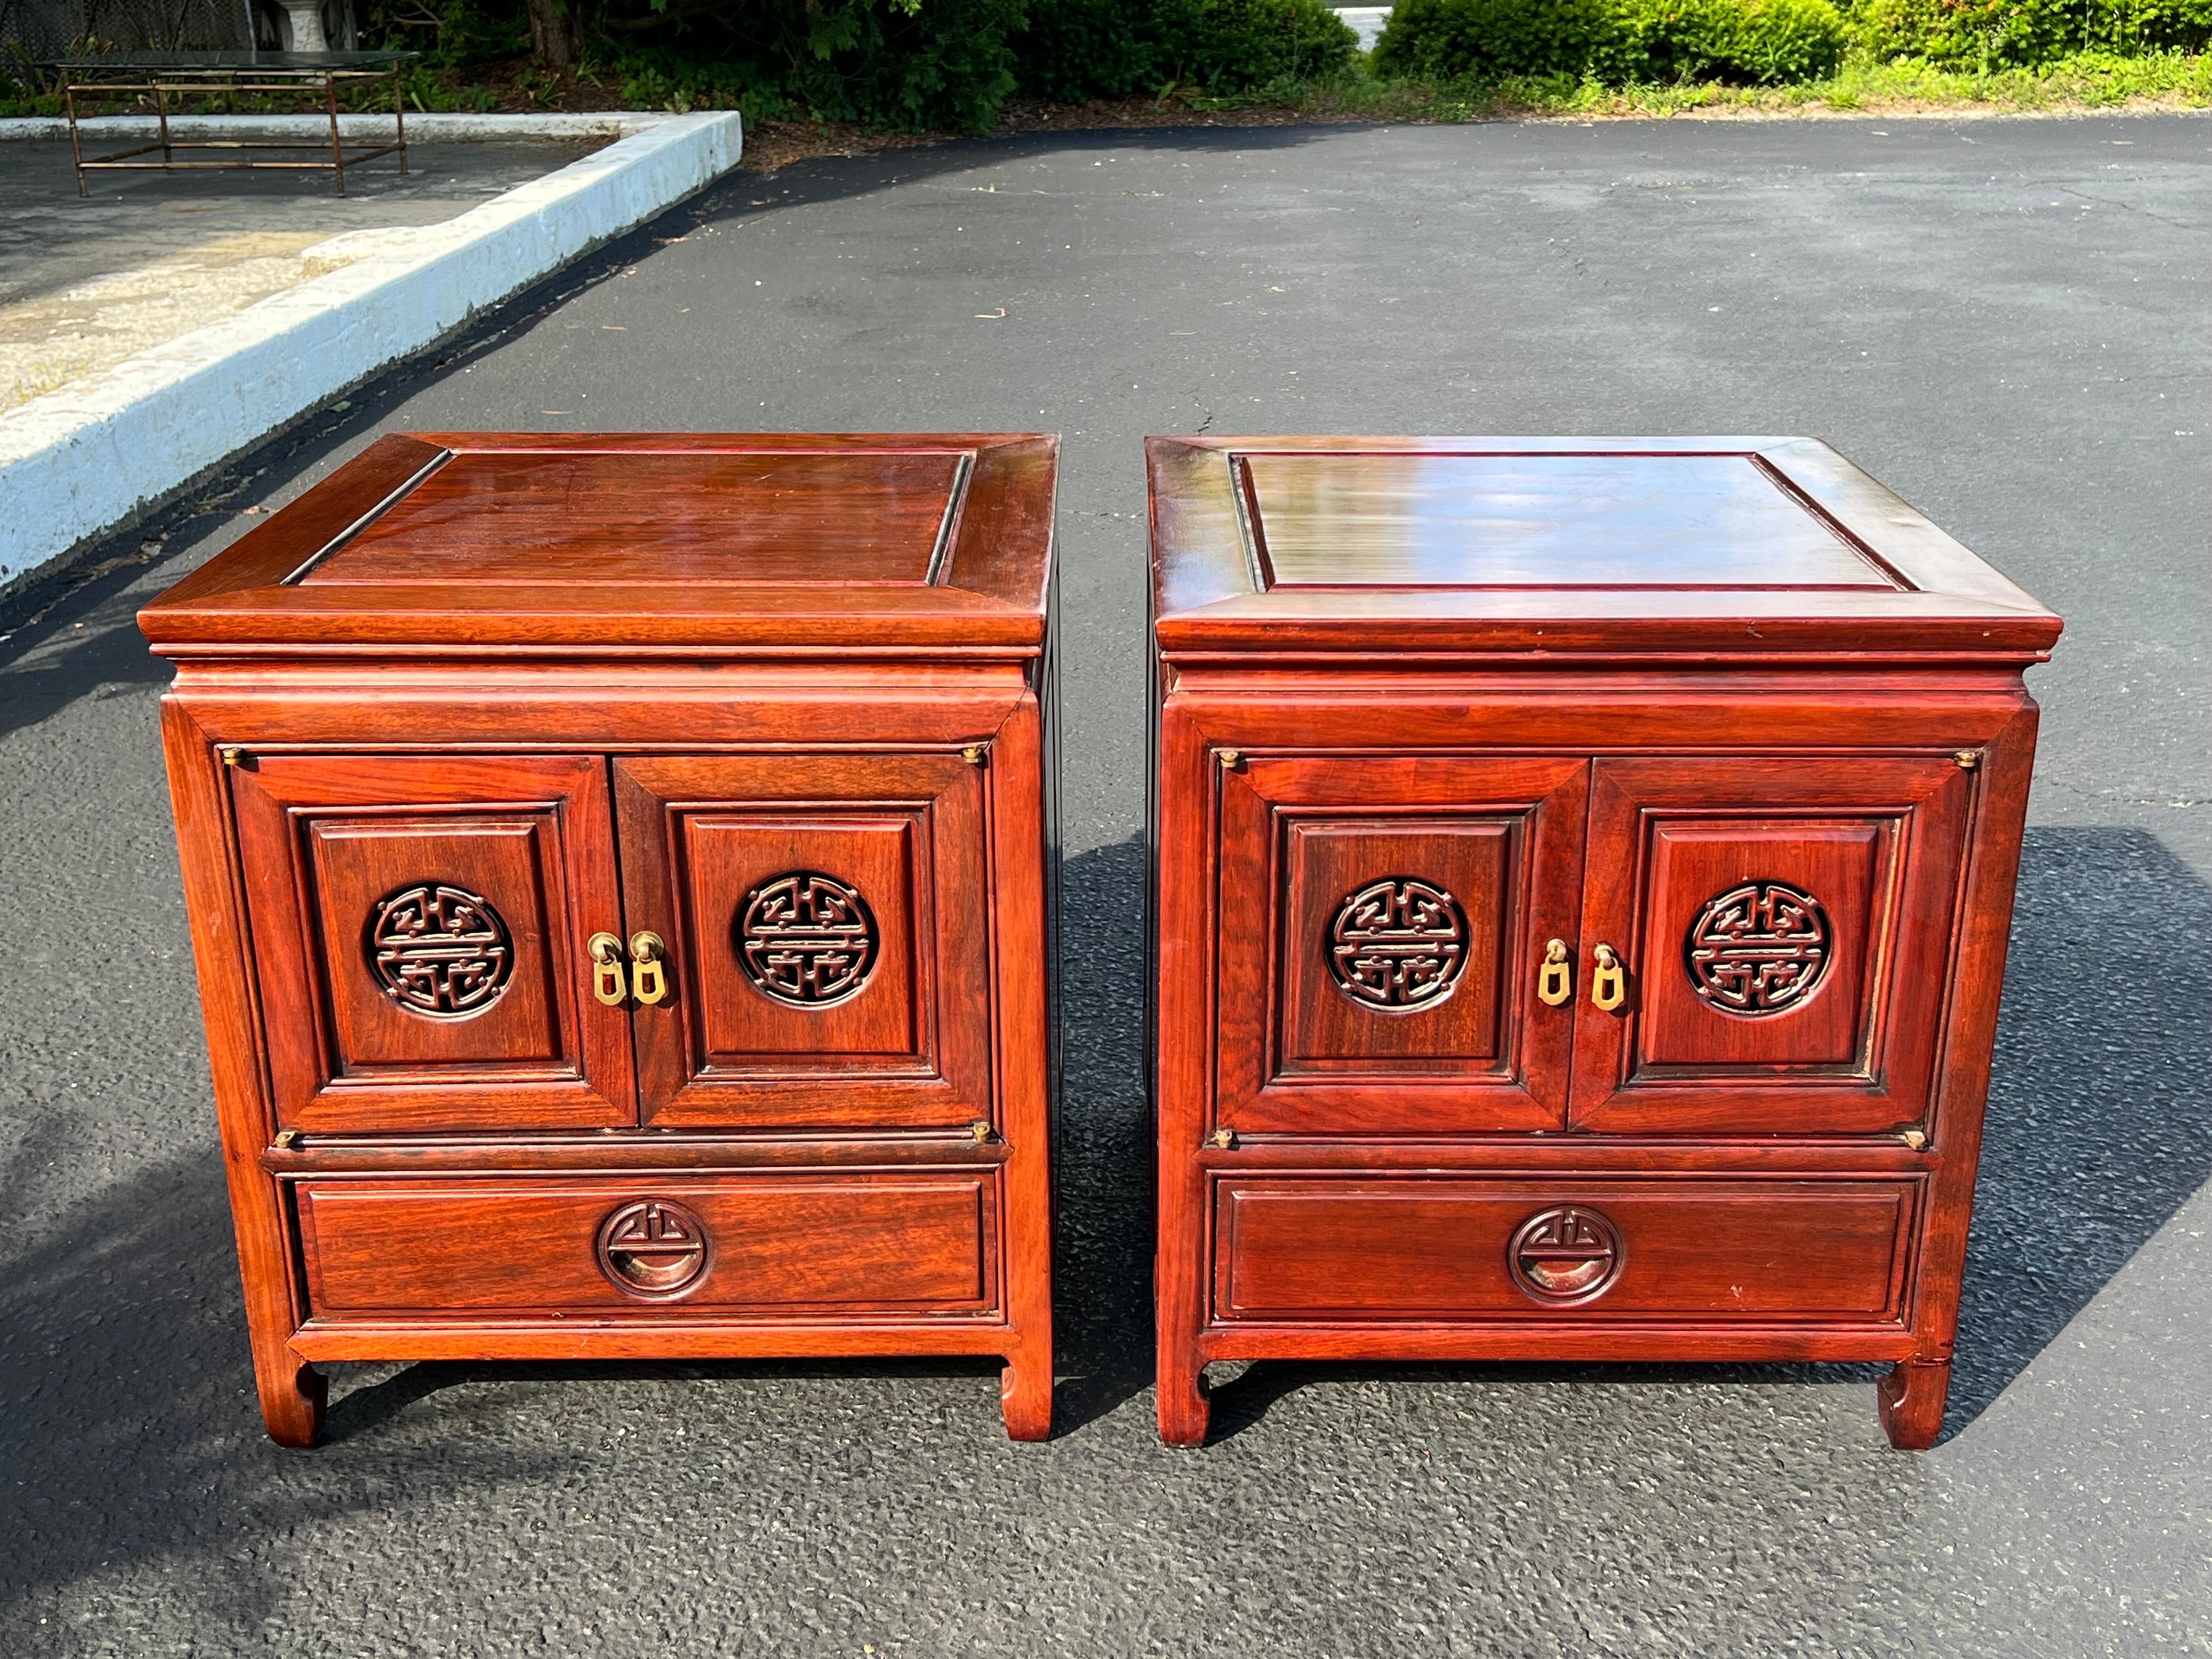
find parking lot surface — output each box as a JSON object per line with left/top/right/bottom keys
{"left": 1, "top": 114, "right": 2205, "bottom": 1656}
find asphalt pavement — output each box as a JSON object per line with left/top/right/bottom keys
{"left": 1, "top": 112, "right": 2206, "bottom": 1657}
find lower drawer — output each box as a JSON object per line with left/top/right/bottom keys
{"left": 295, "top": 1172, "right": 997, "bottom": 1317}
{"left": 1212, "top": 1176, "right": 1919, "bottom": 1323}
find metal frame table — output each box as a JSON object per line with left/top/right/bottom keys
{"left": 52, "top": 51, "right": 420, "bottom": 198}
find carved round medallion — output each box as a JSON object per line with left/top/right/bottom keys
{"left": 366, "top": 883, "right": 514, "bottom": 1018}
{"left": 1327, "top": 876, "right": 1469, "bottom": 1011}
{"left": 737, "top": 871, "right": 879, "bottom": 1007}
{"left": 1508, "top": 1206, "right": 1625, "bottom": 1306}
{"left": 1685, "top": 881, "right": 1832, "bottom": 1017}
{"left": 595, "top": 1199, "right": 711, "bottom": 1301}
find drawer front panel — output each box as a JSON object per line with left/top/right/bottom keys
{"left": 297, "top": 1173, "right": 996, "bottom": 1317}
{"left": 1214, "top": 1176, "right": 1917, "bottom": 1323}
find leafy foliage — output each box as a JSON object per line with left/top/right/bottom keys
{"left": 359, "top": 0, "right": 1023, "bottom": 127}
{"left": 1012, "top": 0, "right": 1357, "bottom": 98}
{"left": 1373, "top": 0, "right": 1849, "bottom": 83}
{"left": 1849, "top": 0, "right": 2211, "bottom": 67}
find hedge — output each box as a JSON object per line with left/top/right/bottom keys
{"left": 1014, "top": 0, "right": 1359, "bottom": 99}
{"left": 1374, "top": 0, "right": 1850, "bottom": 83}
{"left": 1852, "top": 0, "right": 2212, "bottom": 66}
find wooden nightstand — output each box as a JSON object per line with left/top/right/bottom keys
{"left": 1146, "top": 436, "right": 2060, "bottom": 1449}
{"left": 141, "top": 432, "right": 1060, "bottom": 1444}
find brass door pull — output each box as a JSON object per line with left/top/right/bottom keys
{"left": 629, "top": 932, "right": 670, "bottom": 1005}
{"left": 1537, "top": 938, "right": 1572, "bottom": 1006}
{"left": 588, "top": 932, "right": 627, "bottom": 1005}
{"left": 1590, "top": 944, "right": 1628, "bottom": 1012}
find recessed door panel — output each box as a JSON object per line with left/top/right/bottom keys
{"left": 1281, "top": 822, "right": 1510, "bottom": 1068}
{"left": 614, "top": 753, "right": 991, "bottom": 1130}
{"left": 1641, "top": 820, "right": 1883, "bottom": 1069}
{"left": 309, "top": 818, "right": 565, "bottom": 1070}
{"left": 1571, "top": 756, "right": 1971, "bottom": 1134}
{"left": 1215, "top": 754, "right": 1587, "bottom": 1136}
{"left": 230, "top": 754, "right": 633, "bottom": 1133}
{"left": 686, "top": 817, "right": 918, "bottom": 1063}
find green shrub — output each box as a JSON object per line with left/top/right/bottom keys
{"left": 1374, "top": 0, "right": 1848, "bottom": 82}
{"left": 361, "top": 0, "right": 1024, "bottom": 128}
{"left": 1850, "top": 0, "right": 2212, "bottom": 68}
{"left": 1156, "top": 0, "right": 1362, "bottom": 85}
{"left": 1372, "top": 0, "right": 1613, "bottom": 75}
{"left": 1012, "top": 0, "right": 1162, "bottom": 95}
{"left": 1014, "top": 0, "right": 1356, "bottom": 97}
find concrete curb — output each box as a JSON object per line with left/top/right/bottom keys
{"left": 0, "top": 111, "right": 681, "bottom": 143}
{"left": 0, "top": 110, "right": 742, "bottom": 589}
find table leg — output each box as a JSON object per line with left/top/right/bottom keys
{"left": 393, "top": 70, "right": 408, "bottom": 176}
{"left": 64, "top": 80, "right": 87, "bottom": 198}
{"left": 326, "top": 74, "right": 344, "bottom": 196}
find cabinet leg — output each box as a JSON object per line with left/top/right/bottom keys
{"left": 1877, "top": 1357, "right": 1951, "bottom": 1451}
{"left": 999, "top": 1351, "right": 1052, "bottom": 1442}
{"left": 1156, "top": 1351, "right": 1210, "bottom": 1447}
{"left": 256, "top": 1352, "right": 326, "bottom": 1449}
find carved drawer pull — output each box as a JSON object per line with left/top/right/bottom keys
{"left": 596, "top": 1199, "right": 710, "bottom": 1300}
{"left": 629, "top": 932, "right": 670, "bottom": 1006}
{"left": 588, "top": 932, "right": 628, "bottom": 1006}
{"left": 1590, "top": 944, "right": 1628, "bottom": 1012}
{"left": 1537, "top": 938, "right": 1572, "bottom": 1007}
{"left": 1509, "top": 1206, "right": 1625, "bottom": 1305}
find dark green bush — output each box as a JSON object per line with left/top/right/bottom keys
{"left": 1013, "top": 0, "right": 1356, "bottom": 97}
{"left": 1373, "top": 0, "right": 1848, "bottom": 81}
{"left": 1012, "top": 0, "right": 1161, "bottom": 95}
{"left": 362, "top": 0, "right": 1023, "bottom": 128}
{"left": 1372, "top": 0, "right": 1615, "bottom": 75}
{"left": 1156, "top": 0, "right": 1361, "bottom": 85}
{"left": 1851, "top": 0, "right": 2212, "bottom": 67}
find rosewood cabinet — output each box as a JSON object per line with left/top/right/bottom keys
{"left": 141, "top": 432, "right": 1059, "bottom": 1444}
{"left": 1148, "top": 436, "right": 2061, "bottom": 1449}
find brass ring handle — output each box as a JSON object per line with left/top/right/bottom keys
{"left": 629, "top": 931, "right": 670, "bottom": 1006}
{"left": 588, "top": 932, "right": 627, "bottom": 1006}
{"left": 1536, "top": 938, "right": 1572, "bottom": 1007}
{"left": 1591, "top": 944, "right": 1628, "bottom": 1012}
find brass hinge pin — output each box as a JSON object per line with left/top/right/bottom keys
{"left": 1953, "top": 750, "right": 1980, "bottom": 770}
{"left": 1209, "top": 1127, "right": 1236, "bottom": 1150}
{"left": 1898, "top": 1126, "right": 1928, "bottom": 1150}
{"left": 273, "top": 1128, "right": 301, "bottom": 1149}
{"left": 961, "top": 744, "right": 988, "bottom": 766}
{"left": 218, "top": 744, "right": 245, "bottom": 768}
{"left": 1217, "top": 749, "right": 1241, "bottom": 771}
{"left": 969, "top": 1119, "right": 996, "bottom": 1143}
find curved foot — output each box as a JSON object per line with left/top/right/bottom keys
{"left": 1156, "top": 1360, "right": 1210, "bottom": 1448}
{"left": 1000, "top": 1354, "right": 1052, "bottom": 1442}
{"left": 258, "top": 1356, "right": 326, "bottom": 1449}
{"left": 1878, "top": 1358, "right": 1951, "bottom": 1450}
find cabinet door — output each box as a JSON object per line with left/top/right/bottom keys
{"left": 613, "top": 754, "right": 992, "bottom": 1130}
{"left": 1216, "top": 755, "right": 1588, "bottom": 1136}
{"left": 1569, "top": 756, "right": 1972, "bottom": 1135}
{"left": 231, "top": 755, "right": 634, "bottom": 1133}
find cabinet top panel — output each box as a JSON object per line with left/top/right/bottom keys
{"left": 1149, "top": 436, "right": 2061, "bottom": 662}
{"left": 140, "top": 433, "right": 1058, "bottom": 655}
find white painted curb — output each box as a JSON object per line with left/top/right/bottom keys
{"left": 0, "top": 111, "right": 681, "bottom": 143}
{"left": 0, "top": 109, "right": 742, "bottom": 588}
